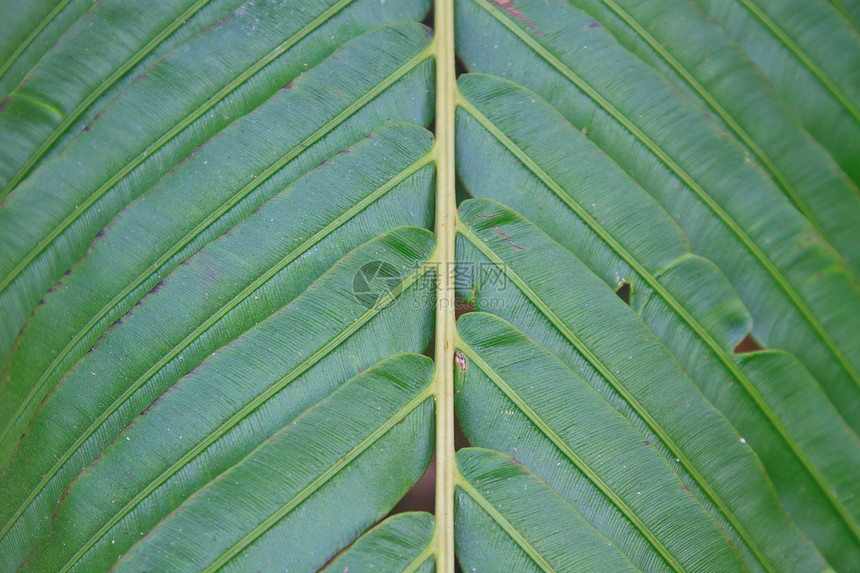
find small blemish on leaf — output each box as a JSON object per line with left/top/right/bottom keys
{"left": 492, "top": 226, "right": 511, "bottom": 238}
{"left": 492, "top": 0, "right": 541, "bottom": 34}
{"left": 455, "top": 349, "right": 467, "bottom": 372}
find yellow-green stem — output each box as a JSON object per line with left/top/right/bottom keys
{"left": 432, "top": 0, "right": 458, "bottom": 570}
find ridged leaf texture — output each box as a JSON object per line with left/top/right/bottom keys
{"left": 0, "top": 0, "right": 857, "bottom": 571}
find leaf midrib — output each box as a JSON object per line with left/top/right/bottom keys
{"left": 454, "top": 358, "right": 654, "bottom": 573}
{"left": 402, "top": 540, "right": 436, "bottom": 573}
{"left": 0, "top": 0, "right": 366, "bottom": 295}
{"left": 49, "top": 262, "right": 432, "bottom": 573}
{"left": 0, "top": 0, "right": 215, "bottom": 200}
{"left": 457, "top": 99, "right": 860, "bottom": 548}
{"left": 470, "top": 0, "right": 860, "bottom": 396}
{"left": 458, "top": 222, "right": 753, "bottom": 572}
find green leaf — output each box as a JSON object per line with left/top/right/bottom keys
{"left": 320, "top": 512, "right": 435, "bottom": 573}
{"left": 0, "top": 117, "right": 435, "bottom": 467}
{"left": 105, "top": 352, "right": 434, "bottom": 572}
{"left": 455, "top": 72, "right": 860, "bottom": 570}
{"left": 689, "top": 0, "right": 860, "bottom": 189}
{"left": 455, "top": 199, "right": 830, "bottom": 572}
{"left": 0, "top": 5, "right": 433, "bottom": 364}
{"left": 557, "top": 0, "right": 860, "bottom": 277}
{"left": 0, "top": 0, "right": 93, "bottom": 98}
{"left": 455, "top": 0, "right": 860, "bottom": 441}
{"left": 835, "top": 0, "right": 860, "bottom": 26}
{"left": 0, "top": 19, "right": 434, "bottom": 457}
{"left": 2, "top": 0, "right": 860, "bottom": 570}
{"left": 455, "top": 447, "right": 639, "bottom": 573}
{"left": 0, "top": 185, "right": 435, "bottom": 568}
{"left": 0, "top": 0, "right": 248, "bottom": 192}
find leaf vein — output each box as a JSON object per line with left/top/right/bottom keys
{"left": 50, "top": 264, "right": 432, "bottom": 573}
{"left": 0, "top": 0, "right": 361, "bottom": 294}
{"left": 459, "top": 221, "right": 746, "bottom": 572}
{"left": 458, "top": 99, "right": 860, "bottom": 551}
{"left": 594, "top": 0, "right": 822, "bottom": 242}
{"left": 470, "top": 0, "right": 860, "bottom": 398}
{"left": 0, "top": 0, "right": 215, "bottom": 199}
{"left": 455, "top": 475, "right": 559, "bottom": 573}
{"left": 202, "top": 388, "right": 434, "bottom": 572}
{"left": 735, "top": 0, "right": 860, "bottom": 127}
{"left": 0, "top": 0, "right": 76, "bottom": 85}
{"left": 0, "top": 49, "right": 433, "bottom": 456}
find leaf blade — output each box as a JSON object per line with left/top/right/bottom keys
{"left": 0, "top": 21, "right": 435, "bottom": 462}
{"left": 455, "top": 447, "right": 641, "bottom": 573}
{"left": 456, "top": 198, "right": 831, "bottom": 572}
{"left": 690, "top": 0, "right": 860, "bottom": 187}
{"left": 0, "top": 4, "right": 432, "bottom": 364}
{"left": 560, "top": 0, "right": 860, "bottom": 277}
{"left": 319, "top": 512, "right": 436, "bottom": 573}
{"left": 0, "top": 0, "right": 247, "bottom": 196}
{"left": 455, "top": 0, "right": 860, "bottom": 440}
{"left": 1, "top": 170, "right": 435, "bottom": 570}
{"left": 455, "top": 315, "right": 746, "bottom": 573}
{"left": 0, "top": 0, "right": 92, "bottom": 98}
{"left": 455, "top": 72, "right": 860, "bottom": 569}
{"left": 107, "top": 353, "right": 434, "bottom": 573}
